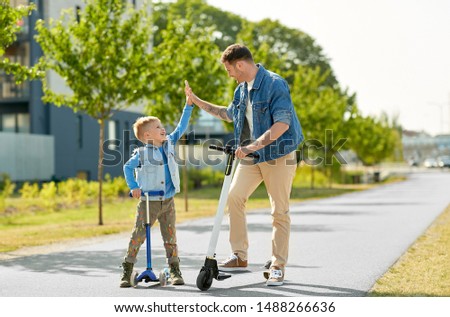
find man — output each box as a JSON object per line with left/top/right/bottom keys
{"left": 185, "top": 44, "right": 303, "bottom": 286}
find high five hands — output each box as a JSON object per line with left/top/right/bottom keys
{"left": 185, "top": 80, "right": 198, "bottom": 106}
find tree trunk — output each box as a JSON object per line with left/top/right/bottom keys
{"left": 328, "top": 165, "right": 333, "bottom": 189}
{"left": 98, "top": 119, "right": 104, "bottom": 226}
{"left": 183, "top": 139, "right": 188, "bottom": 212}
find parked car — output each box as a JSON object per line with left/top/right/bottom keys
{"left": 436, "top": 156, "right": 450, "bottom": 168}
{"left": 423, "top": 158, "right": 438, "bottom": 168}
{"left": 408, "top": 158, "right": 419, "bottom": 167}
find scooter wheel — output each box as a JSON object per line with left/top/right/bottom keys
{"left": 196, "top": 268, "right": 213, "bottom": 291}
{"left": 130, "top": 271, "right": 139, "bottom": 287}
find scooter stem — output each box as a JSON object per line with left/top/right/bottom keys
{"left": 145, "top": 192, "right": 152, "bottom": 270}
{"left": 206, "top": 155, "right": 238, "bottom": 258}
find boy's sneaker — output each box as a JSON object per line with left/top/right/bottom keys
{"left": 218, "top": 253, "right": 248, "bottom": 271}
{"left": 265, "top": 266, "right": 284, "bottom": 286}
{"left": 120, "top": 261, "right": 134, "bottom": 288}
{"left": 168, "top": 262, "right": 185, "bottom": 285}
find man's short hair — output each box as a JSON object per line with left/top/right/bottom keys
{"left": 221, "top": 44, "right": 254, "bottom": 64}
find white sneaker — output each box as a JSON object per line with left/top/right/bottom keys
{"left": 266, "top": 267, "right": 284, "bottom": 286}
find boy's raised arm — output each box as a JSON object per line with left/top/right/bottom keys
{"left": 169, "top": 92, "right": 194, "bottom": 143}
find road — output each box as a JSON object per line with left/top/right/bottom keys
{"left": 1, "top": 171, "right": 449, "bottom": 297}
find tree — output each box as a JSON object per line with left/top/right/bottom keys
{"left": 149, "top": 2, "right": 227, "bottom": 122}
{"left": 348, "top": 112, "right": 399, "bottom": 167}
{"left": 149, "top": 1, "right": 228, "bottom": 211}
{"left": 234, "top": 17, "right": 354, "bottom": 188}
{"left": 291, "top": 66, "right": 352, "bottom": 188}
{"left": 237, "top": 18, "right": 337, "bottom": 87}
{"left": 34, "top": 0, "right": 155, "bottom": 225}
{"left": 0, "top": 0, "right": 41, "bottom": 82}
{"left": 152, "top": 0, "right": 243, "bottom": 51}
{"left": 153, "top": 0, "right": 339, "bottom": 97}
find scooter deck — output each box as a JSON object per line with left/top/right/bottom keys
{"left": 136, "top": 269, "right": 159, "bottom": 283}
{"left": 132, "top": 268, "right": 171, "bottom": 287}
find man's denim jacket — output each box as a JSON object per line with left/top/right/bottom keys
{"left": 226, "top": 64, "right": 303, "bottom": 163}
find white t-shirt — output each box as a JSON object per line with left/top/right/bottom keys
{"left": 246, "top": 79, "right": 255, "bottom": 138}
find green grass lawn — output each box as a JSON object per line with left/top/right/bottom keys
{"left": 0, "top": 184, "right": 361, "bottom": 253}
{"left": 369, "top": 204, "right": 450, "bottom": 297}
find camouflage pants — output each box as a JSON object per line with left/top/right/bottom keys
{"left": 124, "top": 197, "right": 178, "bottom": 264}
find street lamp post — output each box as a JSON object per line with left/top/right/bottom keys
{"left": 429, "top": 101, "right": 450, "bottom": 135}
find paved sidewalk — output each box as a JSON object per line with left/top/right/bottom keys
{"left": 1, "top": 172, "right": 449, "bottom": 296}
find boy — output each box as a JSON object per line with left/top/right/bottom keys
{"left": 120, "top": 96, "right": 193, "bottom": 287}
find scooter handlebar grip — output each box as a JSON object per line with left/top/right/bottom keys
{"left": 208, "top": 145, "right": 226, "bottom": 152}
{"left": 247, "top": 152, "right": 259, "bottom": 159}
{"left": 208, "top": 145, "right": 259, "bottom": 159}
{"left": 129, "top": 190, "right": 165, "bottom": 197}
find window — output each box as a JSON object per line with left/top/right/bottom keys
{"left": 8, "top": 1, "right": 30, "bottom": 36}
{"left": 1, "top": 114, "right": 16, "bottom": 132}
{"left": 1, "top": 41, "right": 30, "bottom": 99}
{"left": 17, "top": 113, "right": 29, "bottom": 133}
{"left": 0, "top": 113, "right": 30, "bottom": 133}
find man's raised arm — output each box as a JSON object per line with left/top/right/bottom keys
{"left": 185, "top": 80, "right": 232, "bottom": 122}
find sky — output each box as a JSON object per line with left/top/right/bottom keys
{"left": 206, "top": 0, "right": 450, "bottom": 136}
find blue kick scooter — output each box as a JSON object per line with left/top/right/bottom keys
{"left": 129, "top": 190, "right": 170, "bottom": 287}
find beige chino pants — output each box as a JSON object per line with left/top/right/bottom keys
{"left": 227, "top": 151, "right": 297, "bottom": 268}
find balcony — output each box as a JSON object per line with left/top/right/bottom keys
{"left": 1, "top": 29, "right": 31, "bottom": 102}
{"left": 0, "top": 132, "right": 54, "bottom": 181}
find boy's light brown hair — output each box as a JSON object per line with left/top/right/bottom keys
{"left": 133, "top": 116, "right": 159, "bottom": 142}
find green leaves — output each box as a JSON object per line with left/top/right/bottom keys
{"left": 237, "top": 18, "right": 337, "bottom": 87}
{"left": 33, "top": 0, "right": 158, "bottom": 225}
{"left": 348, "top": 112, "right": 402, "bottom": 166}
{"left": 31, "top": 0, "right": 401, "bottom": 170}
{"left": 0, "top": 1, "right": 37, "bottom": 82}
{"left": 35, "top": 0, "right": 154, "bottom": 120}
{"left": 0, "top": 1, "right": 35, "bottom": 54}
{"left": 292, "top": 66, "right": 348, "bottom": 142}
{"left": 148, "top": 0, "right": 227, "bottom": 124}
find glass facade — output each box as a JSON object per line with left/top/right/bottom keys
{"left": 1, "top": 0, "right": 31, "bottom": 99}
{"left": 0, "top": 0, "right": 32, "bottom": 133}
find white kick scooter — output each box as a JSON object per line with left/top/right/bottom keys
{"left": 196, "top": 145, "right": 258, "bottom": 291}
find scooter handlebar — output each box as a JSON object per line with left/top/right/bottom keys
{"left": 209, "top": 145, "right": 259, "bottom": 158}
{"left": 129, "top": 190, "right": 165, "bottom": 198}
